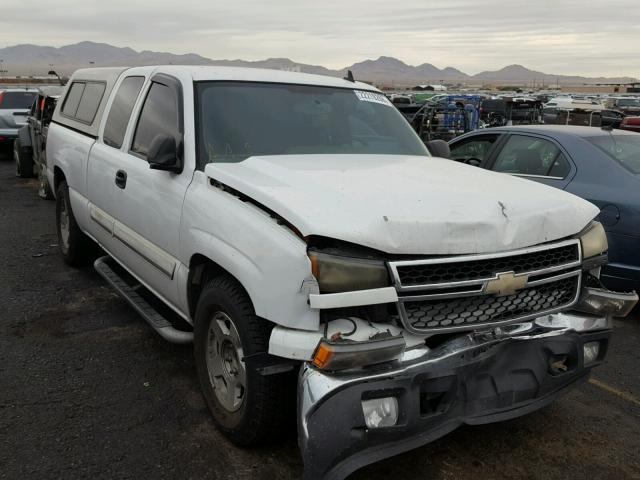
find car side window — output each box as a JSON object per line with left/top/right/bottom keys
{"left": 75, "top": 82, "right": 106, "bottom": 124}
{"left": 493, "top": 134, "right": 570, "bottom": 178}
{"left": 450, "top": 135, "right": 499, "bottom": 164}
{"left": 61, "top": 82, "right": 85, "bottom": 117}
{"left": 103, "top": 76, "right": 145, "bottom": 149}
{"left": 61, "top": 81, "right": 106, "bottom": 124}
{"left": 131, "top": 82, "right": 179, "bottom": 158}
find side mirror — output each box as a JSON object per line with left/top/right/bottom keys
{"left": 426, "top": 139, "right": 451, "bottom": 159}
{"left": 148, "top": 134, "right": 182, "bottom": 173}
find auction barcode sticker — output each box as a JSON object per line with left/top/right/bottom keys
{"left": 354, "top": 90, "right": 393, "bottom": 107}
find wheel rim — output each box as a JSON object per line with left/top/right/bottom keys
{"left": 59, "top": 196, "right": 71, "bottom": 250}
{"left": 205, "top": 311, "right": 246, "bottom": 412}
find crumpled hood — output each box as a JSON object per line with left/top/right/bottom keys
{"left": 205, "top": 155, "right": 599, "bottom": 255}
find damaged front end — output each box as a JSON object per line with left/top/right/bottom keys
{"left": 298, "top": 314, "right": 616, "bottom": 480}
{"left": 289, "top": 225, "right": 637, "bottom": 479}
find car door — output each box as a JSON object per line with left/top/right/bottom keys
{"left": 110, "top": 74, "right": 191, "bottom": 309}
{"left": 449, "top": 133, "right": 504, "bottom": 168}
{"left": 27, "top": 96, "right": 40, "bottom": 150}
{"left": 87, "top": 74, "right": 147, "bottom": 252}
{"left": 487, "top": 133, "right": 576, "bottom": 189}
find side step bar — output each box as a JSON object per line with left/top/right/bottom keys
{"left": 94, "top": 256, "right": 194, "bottom": 344}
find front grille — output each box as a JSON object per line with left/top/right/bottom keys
{"left": 388, "top": 240, "right": 582, "bottom": 334}
{"left": 400, "top": 275, "right": 579, "bottom": 333}
{"left": 396, "top": 243, "right": 579, "bottom": 287}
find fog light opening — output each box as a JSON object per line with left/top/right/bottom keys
{"left": 583, "top": 341, "right": 601, "bottom": 366}
{"left": 361, "top": 397, "right": 398, "bottom": 429}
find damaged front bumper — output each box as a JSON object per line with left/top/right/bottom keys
{"left": 298, "top": 312, "right": 613, "bottom": 480}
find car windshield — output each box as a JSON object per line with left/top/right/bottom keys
{"left": 586, "top": 134, "right": 640, "bottom": 174}
{"left": 195, "top": 82, "right": 429, "bottom": 167}
{"left": 0, "top": 91, "right": 38, "bottom": 109}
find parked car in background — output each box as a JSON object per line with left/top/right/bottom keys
{"left": 0, "top": 88, "right": 39, "bottom": 154}
{"left": 543, "top": 108, "right": 625, "bottom": 129}
{"left": 14, "top": 86, "right": 62, "bottom": 198}
{"left": 619, "top": 116, "right": 640, "bottom": 133}
{"left": 604, "top": 97, "right": 640, "bottom": 116}
{"left": 450, "top": 125, "right": 640, "bottom": 292}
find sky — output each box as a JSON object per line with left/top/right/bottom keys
{"left": 1, "top": 0, "right": 638, "bottom": 77}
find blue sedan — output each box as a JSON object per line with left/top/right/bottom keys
{"left": 449, "top": 125, "right": 640, "bottom": 291}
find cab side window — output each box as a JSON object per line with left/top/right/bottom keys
{"left": 103, "top": 76, "right": 145, "bottom": 149}
{"left": 493, "top": 135, "right": 570, "bottom": 178}
{"left": 131, "top": 82, "right": 180, "bottom": 158}
{"left": 61, "top": 83, "right": 85, "bottom": 117}
{"left": 61, "top": 81, "right": 106, "bottom": 124}
{"left": 450, "top": 134, "right": 499, "bottom": 165}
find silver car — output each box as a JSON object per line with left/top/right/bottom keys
{"left": 0, "top": 88, "right": 39, "bottom": 150}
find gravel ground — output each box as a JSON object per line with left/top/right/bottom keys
{"left": 1, "top": 158, "right": 639, "bottom": 480}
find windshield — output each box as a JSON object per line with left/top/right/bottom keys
{"left": 195, "top": 82, "right": 429, "bottom": 167}
{"left": 586, "top": 134, "right": 640, "bottom": 174}
{"left": 0, "top": 91, "right": 37, "bottom": 110}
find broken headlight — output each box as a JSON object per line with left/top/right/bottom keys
{"left": 308, "top": 251, "right": 390, "bottom": 293}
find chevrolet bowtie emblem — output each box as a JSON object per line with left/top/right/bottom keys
{"left": 484, "top": 271, "right": 528, "bottom": 297}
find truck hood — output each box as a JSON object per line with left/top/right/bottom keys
{"left": 204, "top": 155, "right": 599, "bottom": 255}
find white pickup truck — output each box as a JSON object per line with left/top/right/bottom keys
{"left": 47, "top": 66, "right": 637, "bottom": 480}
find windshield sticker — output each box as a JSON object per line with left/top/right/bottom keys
{"left": 354, "top": 90, "right": 393, "bottom": 107}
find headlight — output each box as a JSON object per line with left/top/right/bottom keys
{"left": 308, "top": 251, "right": 390, "bottom": 293}
{"left": 579, "top": 221, "right": 608, "bottom": 259}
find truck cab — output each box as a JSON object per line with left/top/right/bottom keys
{"left": 47, "top": 66, "right": 637, "bottom": 480}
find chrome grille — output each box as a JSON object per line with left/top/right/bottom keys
{"left": 388, "top": 240, "right": 582, "bottom": 334}
{"left": 396, "top": 243, "right": 579, "bottom": 287}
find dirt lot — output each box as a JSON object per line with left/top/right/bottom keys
{"left": 1, "top": 159, "right": 639, "bottom": 480}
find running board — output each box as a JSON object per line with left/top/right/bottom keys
{"left": 94, "top": 256, "right": 194, "bottom": 344}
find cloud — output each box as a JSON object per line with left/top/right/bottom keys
{"left": 0, "top": 0, "right": 638, "bottom": 76}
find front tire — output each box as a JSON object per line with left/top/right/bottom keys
{"left": 14, "top": 139, "right": 34, "bottom": 178}
{"left": 194, "top": 275, "right": 293, "bottom": 446}
{"left": 56, "top": 180, "right": 98, "bottom": 266}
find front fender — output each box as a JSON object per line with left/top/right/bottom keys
{"left": 180, "top": 172, "right": 319, "bottom": 331}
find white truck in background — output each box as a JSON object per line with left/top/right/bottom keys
{"left": 46, "top": 66, "right": 637, "bottom": 480}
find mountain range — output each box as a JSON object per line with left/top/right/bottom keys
{"left": 0, "top": 41, "right": 636, "bottom": 87}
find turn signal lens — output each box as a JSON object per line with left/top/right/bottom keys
{"left": 311, "top": 336, "right": 406, "bottom": 371}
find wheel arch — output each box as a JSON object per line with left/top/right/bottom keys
{"left": 53, "top": 166, "right": 66, "bottom": 193}
{"left": 187, "top": 253, "right": 254, "bottom": 320}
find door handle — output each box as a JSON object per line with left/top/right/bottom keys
{"left": 115, "top": 170, "right": 127, "bottom": 189}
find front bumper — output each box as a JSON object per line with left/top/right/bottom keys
{"left": 298, "top": 313, "right": 612, "bottom": 480}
